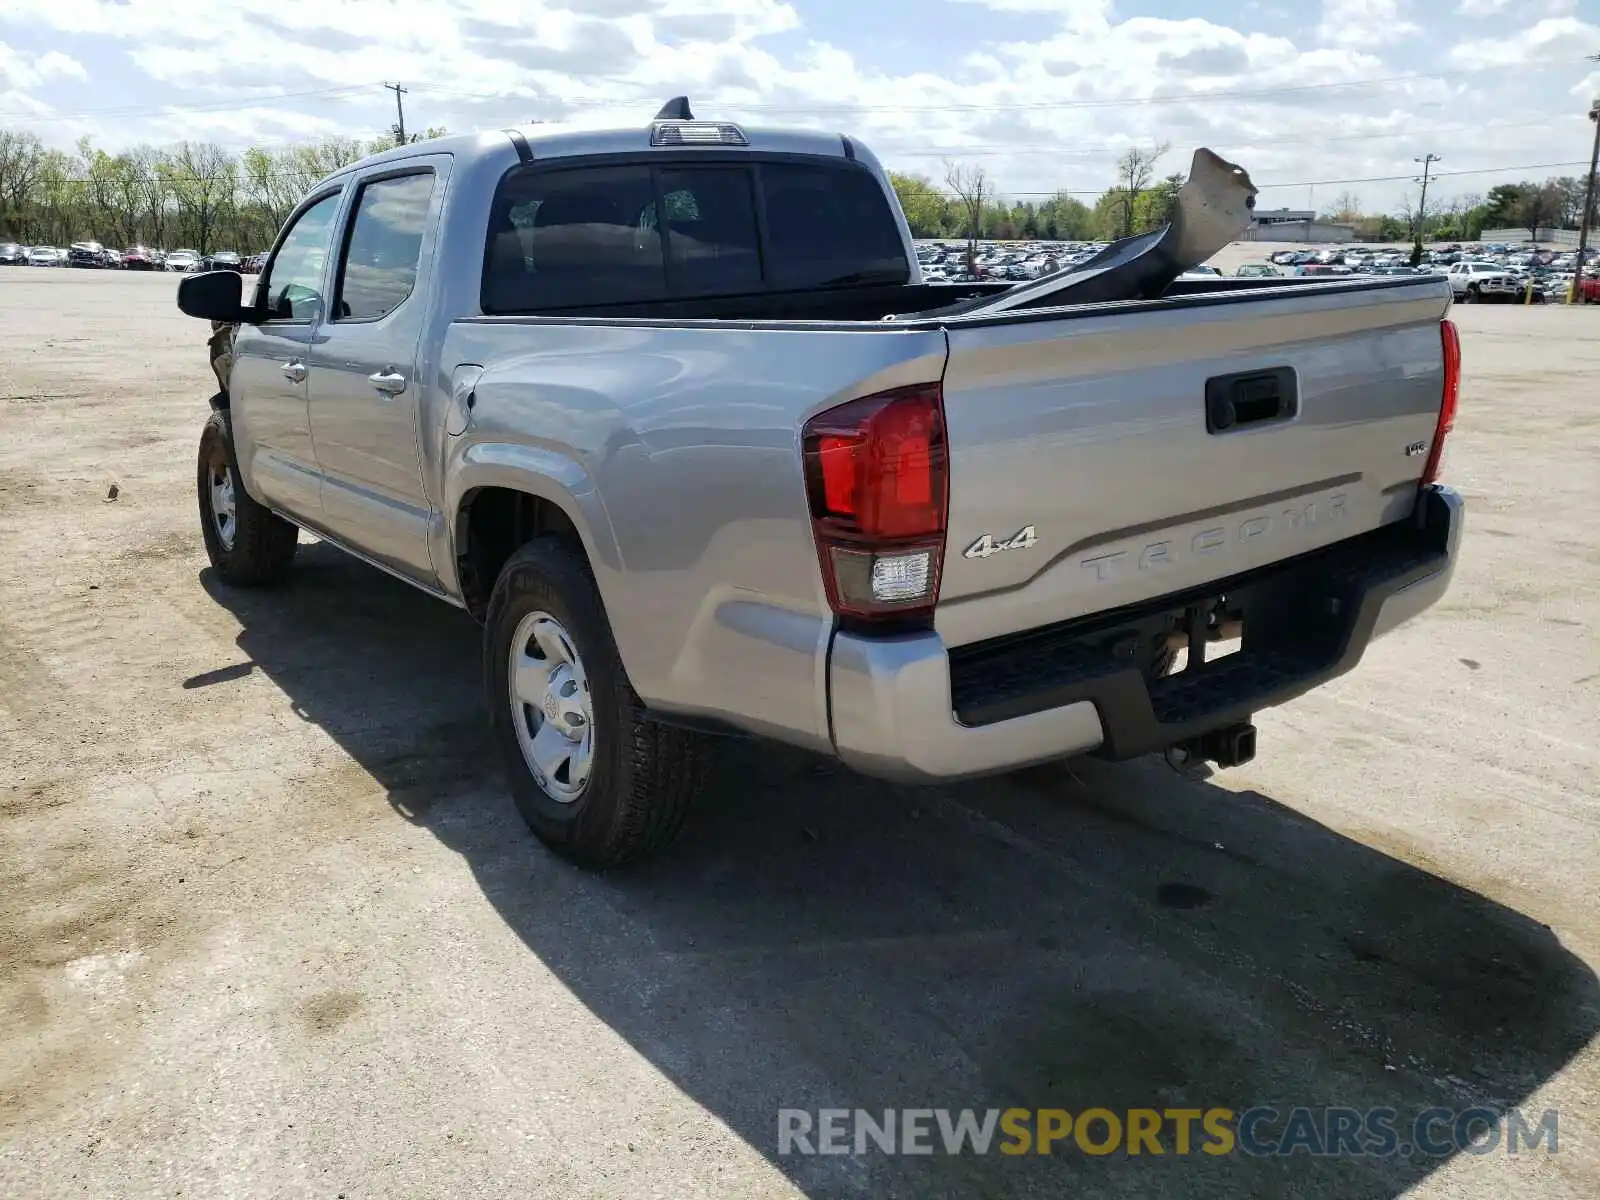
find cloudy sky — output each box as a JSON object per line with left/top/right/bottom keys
{"left": 1, "top": 0, "right": 1597, "bottom": 212}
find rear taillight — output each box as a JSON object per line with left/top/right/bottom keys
{"left": 802, "top": 382, "right": 948, "bottom": 623}
{"left": 1423, "top": 318, "right": 1461, "bottom": 486}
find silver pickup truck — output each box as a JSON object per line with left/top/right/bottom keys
{"left": 177, "top": 103, "right": 1464, "bottom": 868}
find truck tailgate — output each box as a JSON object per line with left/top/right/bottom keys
{"left": 933, "top": 277, "right": 1453, "bottom": 649}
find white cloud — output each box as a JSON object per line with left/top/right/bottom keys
{"left": 1316, "top": 0, "right": 1420, "bottom": 49}
{"left": 0, "top": 0, "right": 1593, "bottom": 214}
{"left": 1457, "top": 0, "right": 1574, "bottom": 16}
{"left": 1446, "top": 16, "right": 1600, "bottom": 67}
{"left": 0, "top": 41, "right": 86, "bottom": 88}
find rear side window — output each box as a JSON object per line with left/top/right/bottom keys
{"left": 761, "top": 163, "right": 907, "bottom": 288}
{"left": 483, "top": 165, "right": 666, "bottom": 312}
{"left": 335, "top": 172, "right": 435, "bottom": 321}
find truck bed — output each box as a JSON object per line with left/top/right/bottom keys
{"left": 437, "top": 272, "right": 1452, "bottom": 740}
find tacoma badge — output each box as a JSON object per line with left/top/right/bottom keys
{"left": 964, "top": 525, "right": 1038, "bottom": 560}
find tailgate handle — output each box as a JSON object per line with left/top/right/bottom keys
{"left": 1206, "top": 368, "right": 1297, "bottom": 433}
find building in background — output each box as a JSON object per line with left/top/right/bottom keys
{"left": 1477, "top": 227, "right": 1581, "bottom": 247}
{"left": 1245, "top": 208, "right": 1357, "bottom": 244}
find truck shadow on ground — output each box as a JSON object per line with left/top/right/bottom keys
{"left": 201, "top": 544, "right": 1599, "bottom": 1200}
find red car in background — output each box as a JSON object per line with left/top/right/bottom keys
{"left": 122, "top": 245, "right": 160, "bottom": 270}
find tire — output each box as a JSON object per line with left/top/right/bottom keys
{"left": 197, "top": 410, "right": 298, "bottom": 585}
{"left": 1463, "top": 285, "right": 1479, "bottom": 303}
{"left": 485, "top": 537, "right": 705, "bottom": 868}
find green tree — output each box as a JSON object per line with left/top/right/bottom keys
{"left": 1510, "top": 182, "right": 1564, "bottom": 241}
{"left": 1111, "top": 142, "right": 1169, "bottom": 238}
{"left": 887, "top": 171, "right": 950, "bottom": 238}
{"left": 1036, "top": 192, "right": 1093, "bottom": 240}
{"left": 0, "top": 130, "right": 46, "bottom": 238}
{"left": 1482, "top": 184, "right": 1522, "bottom": 229}
{"left": 1131, "top": 172, "right": 1185, "bottom": 233}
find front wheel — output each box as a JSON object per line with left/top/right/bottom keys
{"left": 485, "top": 537, "right": 704, "bottom": 869}
{"left": 197, "top": 411, "right": 298, "bottom": 585}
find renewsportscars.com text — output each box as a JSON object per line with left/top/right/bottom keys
{"left": 777, "top": 1106, "right": 1559, "bottom": 1158}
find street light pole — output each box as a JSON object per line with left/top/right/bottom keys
{"left": 1413, "top": 153, "right": 1440, "bottom": 265}
{"left": 1569, "top": 95, "right": 1600, "bottom": 304}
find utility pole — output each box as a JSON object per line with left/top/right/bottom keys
{"left": 385, "top": 82, "right": 408, "bottom": 146}
{"left": 1569, "top": 81, "right": 1600, "bottom": 303}
{"left": 1412, "top": 153, "right": 1440, "bottom": 265}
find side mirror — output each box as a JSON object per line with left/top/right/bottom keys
{"left": 177, "top": 270, "right": 247, "bottom": 323}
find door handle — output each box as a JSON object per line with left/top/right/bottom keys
{"left": 281, "top": 360, "right": 307, "bottom": 383}
{"left": 369, "top": 370, "right": 407, "bottom": 396}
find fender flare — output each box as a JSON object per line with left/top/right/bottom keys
{"left": 443, "top": 441, "right": 624, "bottom": 582}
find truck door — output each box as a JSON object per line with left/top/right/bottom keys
{"left": 308, "top": 158, "right": 449, "bottom": 585}
{"left": 229, "top": 188, "right": 344, "bottom": 521}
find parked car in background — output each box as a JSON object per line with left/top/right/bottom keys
{"left": 241, "top": 252, "right": 267, "bottom": 273}
{"left": 100, "top": 247, "right": 124, "bottom": 268}
{"left": 203, "top": 250, "right": 244, "bottom": 273}
{"left": 166, "top": 249, "right": 202, "bottom": 272}
{"left": 0, "top": 242, "right": 27, "bottom": 265}
{"left": 68, "top": 241, "right": 108, "bottom": 268}
{"left": 1445, "top": 261, "right": 1520, "bottom": 303}
{"left": 26, "top": 246, "right": 66, "bottom": 266}
{"left": 122, "top": 246, "right": 160, "bottom": 270}
{"left": 1235, "top": 263, "right": 1281, "bottom": 278}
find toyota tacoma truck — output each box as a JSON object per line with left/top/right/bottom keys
{"left": 176, "top": 101, "right": 1464, "bottom": 868}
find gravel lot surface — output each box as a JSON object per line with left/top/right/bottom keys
{"left": 1, "top": 267, "right": 1596, "bottom": 1199}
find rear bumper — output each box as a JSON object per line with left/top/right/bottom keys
{"left": 828, "top": 485, "right": 1463, "bottom": 782}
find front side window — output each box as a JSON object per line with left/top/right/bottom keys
{"left": 483, "top": 165, "right": 666, "bottom": 312}
{"left": 335, "top": 172, "right": 435, "bottom": 321}
{"left": 261, "top": 192, "right": 341, "bottom": 320}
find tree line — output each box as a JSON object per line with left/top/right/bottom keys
{"left": 892, "top": 144, "right": 1183, "bottom": 248}
{"left": 893, "top": 145, "right": 1598, "bottom": 247}
{"left": 1317, "top": 177, "right": 1597, "bottom": 245}
{"left": 0, "top": 124, "right": 445, "bottom": 252}
{"left": 3, "top": 124, "right": 1594, "bottom": 253}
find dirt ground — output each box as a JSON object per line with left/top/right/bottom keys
{"left": 0, "top": 267, "right": 1596, "bottom": 1199}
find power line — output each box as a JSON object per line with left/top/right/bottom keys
{"left": 31, "top": 157, "right": 1594, "bottom": 193}
{"left": 3, "top": 56, "right": 1585, "bottom": 126}
{"left": 900, "top": 160, "right": 1597, "bottom": 197}
{"left": 0, "top": 83, "right": 382, "bottom": 124}
{"left": 409, "top": 57, "right": 1589, "bottom": 113}
{"left": 882, "top": 116, "right": 1583, "bottom": 159}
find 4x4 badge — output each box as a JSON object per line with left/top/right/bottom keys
{"left": 964, "top": 526, "right": 1039, "bottom": 560}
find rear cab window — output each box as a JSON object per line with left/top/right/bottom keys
{"left": 481, "top": 155, "right": 909, "bottom": 314}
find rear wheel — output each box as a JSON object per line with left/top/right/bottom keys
{"left": 485, "top": 537, "right": 704, "bottom": 868}
{"left": 197, "top": 411, "right": 298, "bottom": 585}
{"left": 1463, "top": 284, "right": 1480, "bottom": 303}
